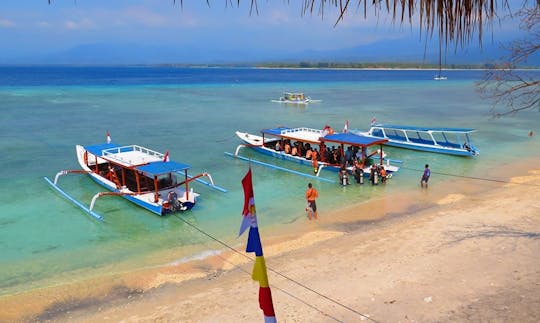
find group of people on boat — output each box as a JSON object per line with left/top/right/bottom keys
{"left": 265, "top": 135, "right": 389, "bottom": 186}
{"left": 340, "top": 160, "right": 387, "bottom": 186}
{"left": 273, "top": 140, "right": 321, "bottom": 161}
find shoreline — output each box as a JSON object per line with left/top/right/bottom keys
{"left": 2, "top": 64, "right": 539, "bottom": 71}
{"left": 2, "top": 154, "right": 539, "bottom": 322}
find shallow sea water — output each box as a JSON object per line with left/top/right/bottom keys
{"left": 0, "top": 67, "right": 538, "bottom": 296}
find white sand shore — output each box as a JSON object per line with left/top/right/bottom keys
{"left": 2, "top": 158, "right": 539, "bottom": 322}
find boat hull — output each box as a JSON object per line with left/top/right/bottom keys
{"left": 378, "top": 140, "right": 475, "bottom": 156}
{"left": 235, "top": 131, "right": 399, "bottom": 176}
{"left": 76, "top": 145, "right": 197, "bottom": 216}
{"left": 354, "top": 127, "right": 479, "bottom": 157}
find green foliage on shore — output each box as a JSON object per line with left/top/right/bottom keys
{"left": 254, "top": 61, "right": 497, "bottom": 69}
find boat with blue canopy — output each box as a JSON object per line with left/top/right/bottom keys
{"left": 45, "top": 134, "right": 226, "bottom": 220}
{"left": 235, "top": 126, "right": 400, "bottom": 178}
{"left": 355, "top": 123, "right": 480, "bottom": 157}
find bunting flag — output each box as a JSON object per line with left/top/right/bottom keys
{"left": 343, "top": 120, "right": 349, "bottom": 133}
{"left": 240, "top": 169, "right": 277, "bottom": 323}
{"left": 163, "top": 150, "right": 170, "bottom": 162}
{"left": 106, "top": 131, "right": 111, "bottom": 144}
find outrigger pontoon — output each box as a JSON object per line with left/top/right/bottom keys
{"left": 45, "top": 137, "right": 226, "bottom": 220}
{"left": 234, "top": 126, "right": 400, "bottom": 178}
{"left": 356, "top": 123, "right": 480, "bottom": 157}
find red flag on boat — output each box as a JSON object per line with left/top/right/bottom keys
{"left": 106, "top": 131, "right": 111, "bottom": 144}
{"left": 370, "top": 117, "right": 377, "bottom": 126}
{"left": 163, "top": 150, "right": 169, "bottom": 162}
{"left": 240, "top": 168, "right": 277, "bottom": 323}
{"left": 343, "top": 120, "right": 349, "bottom": 133}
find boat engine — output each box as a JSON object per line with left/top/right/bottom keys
{"left": 167, "top": 191, "right": 184, "bottom": 212}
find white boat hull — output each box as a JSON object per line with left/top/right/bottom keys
{"left": 76, "top": 145, "right": 198, "bottom": 215}
{"left": 235, "top": 131, "right": 400, "bottom": 175}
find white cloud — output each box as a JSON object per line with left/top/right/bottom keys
{"left": 122, "top": 6, "right": 200, "bottom": 28}
{"left": 37, "top": 21, "right": 51, "bottom": 28}
{"left": 0, "top": 19, "right": 15, "bottom": 28}
{"left": 64, "top": 18, "right": 95, "bottom": 30}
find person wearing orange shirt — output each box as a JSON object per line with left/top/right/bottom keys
{"left": 305, "top": 183, "right": 319, "bottom": 220}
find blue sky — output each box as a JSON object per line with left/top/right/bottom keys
{"left": 0, "top": 1, "right": 527, "bottom": 64}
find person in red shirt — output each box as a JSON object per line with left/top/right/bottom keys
{"left": 305, "top": 183, "right": 319, "bottom": 220}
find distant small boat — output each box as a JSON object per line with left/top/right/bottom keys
{"left": 45, "top": 135, "right": 226, "bottom": 220}
{"left": 434, "top": 41, "right": 448, "bottom": 81}
{"left": 271, "top": 92, "right": 321, "bottom": 105}
{"left": 355, "top": 124, "right": 480, "bottom": 157}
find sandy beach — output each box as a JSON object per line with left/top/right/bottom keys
{"left": 2, "top": 156, "right": 540, "bottom": 323}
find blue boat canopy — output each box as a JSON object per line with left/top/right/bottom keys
{"left": 84, "top": 143, "right": 121, "bottom": 156}
{"left": 261, "top": 127, "right": 292, "bottom": 136}
{"left": 136, "top": 161, "right": 191, "bottom": 177}
{"left": 323, "top": 133, "right": 388, "bottom": 147}
{"left": 374, "top": 124, "right": 476, "bottom": 133}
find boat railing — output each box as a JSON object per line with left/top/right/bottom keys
{"left": 280, "top": 127, "right": 322, "bottom": 136}
{"left": 102, "top": 145, "right": 164, "bottom": 159}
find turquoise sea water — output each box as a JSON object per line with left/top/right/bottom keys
{"left": 0, "top": 67, "right": 538, "bottom": 296}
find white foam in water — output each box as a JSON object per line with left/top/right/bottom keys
{"left": 170, "top": 249, "right": 224, "bottom": 265}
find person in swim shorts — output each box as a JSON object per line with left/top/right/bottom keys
{"left": 305, "top": 182, "right": 319, "bottom": 220}
{"left": 421, "top": 164, "right": 431, "bottom": 188}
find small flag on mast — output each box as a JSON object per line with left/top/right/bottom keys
{"left": 163, "top": 150, "right": 169, "bottom": 162}
{"left": 370, "top": 116, "right": 377, "bottom": 126}
{"left": 343, "top": 120, "right": 349, "bottom": 133}
{"left": 240, "top": 168, "right": 277, "bottom": 323}
{"left": 106, "top": 131, "right": 111, "bottom": 144}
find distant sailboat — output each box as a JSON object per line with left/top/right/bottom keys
{"left": 434, "top": 41, "right": 447, "bottom": 81}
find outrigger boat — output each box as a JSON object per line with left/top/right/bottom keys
{"left": 45, "top": 135, "right": 226, "bottom": 220}
{"left": 355, "top": 123, "right": 480, "bottom": 157}
{"left": 234, "top": 126, "right": 400, "bottom": 177}
{"left": 271, "top": 92, "right": 321, "bottom": 105}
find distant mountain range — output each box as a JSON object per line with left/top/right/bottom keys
{"left": 3, "top": 38, "right": 539, "bottom": 66}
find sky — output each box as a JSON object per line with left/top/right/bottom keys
{"left": 0, "top": 0, "right": 530, "bottom": 65}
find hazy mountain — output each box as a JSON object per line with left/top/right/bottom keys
{"left": 2, "top": 39, "right": 538, "bottom": 66}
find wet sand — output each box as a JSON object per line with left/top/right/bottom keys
{"left": 2, "top": 157, "right": 540, "bottom": 322}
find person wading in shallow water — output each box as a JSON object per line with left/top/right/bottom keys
{"left": 305, "top": 182, "right": 319, "bottom": 220}
{"left": 421, "top": 164, "right": 431, "bottom": 188}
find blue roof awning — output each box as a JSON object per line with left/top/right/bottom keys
{"left": 136, "top": 161, "right": 191, "bottom": 177}
{"left": 261, "top": 127, "right": 292, "bottom": 136}
{"left": 84, "top": 143, "right": 121, "bottom": 156}
{"left": 323, "top": 133, "right": 387, "bottom": 147}
{"left": 374, "top": 124, "right": 476, "bottom": 133}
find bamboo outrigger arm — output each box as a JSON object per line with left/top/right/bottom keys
{"left": 89, "top": 191, "right": 136, "bottom": 211}
{"left": 234, "top": 143, "right": 265, "bottom": 157}
{"left": 234, "top": 144, "right": 247, "bottom": 156}
{"left": 315, "top": 164, "right": 326, "bottom": 177}
{"left": 44, "top": 176, "right": 104, "bottom": 221}
{"left": 185, "top": 172, "right": 228, "bottom": 193}
{"left": 53, "top": 169, "right": 91, "bottom": 185}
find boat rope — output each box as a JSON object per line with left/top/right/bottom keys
{"left": 195, "top": 237, "right": 346, "bottom": 323}
{"left": 399, "top": 166, "right": 540, "bottom": 187}
{"left": 173, "top": 213, "right": 378, "bottom": 323}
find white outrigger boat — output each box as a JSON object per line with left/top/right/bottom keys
{"left": 45, "top": 136, "right": 226, "bottom": 220}
{"left": 355, "top": 124, "right": 480, "bottom": 157}
{"left": 234, "top": 126, "right": 400, "bottom": 178}
{"left": 271, "top": 92, "right": 321, "bottom": 105}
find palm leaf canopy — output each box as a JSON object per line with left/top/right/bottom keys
{"left": 46, "top": 0, "right": 509, "bottom": 44}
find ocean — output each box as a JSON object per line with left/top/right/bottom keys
{"left": 0, "top": 66, "right": 538, "bottom": 297}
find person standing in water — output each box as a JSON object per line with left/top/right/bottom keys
{"left": 305, "top": 183, "right": 319, "bottom": 220}
{"left": 421, "top": 164, "right": 431, "bottom": 188}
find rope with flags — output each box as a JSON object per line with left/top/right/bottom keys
{"left": 240, "top": 168, "right": 277, "bottom": 323}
